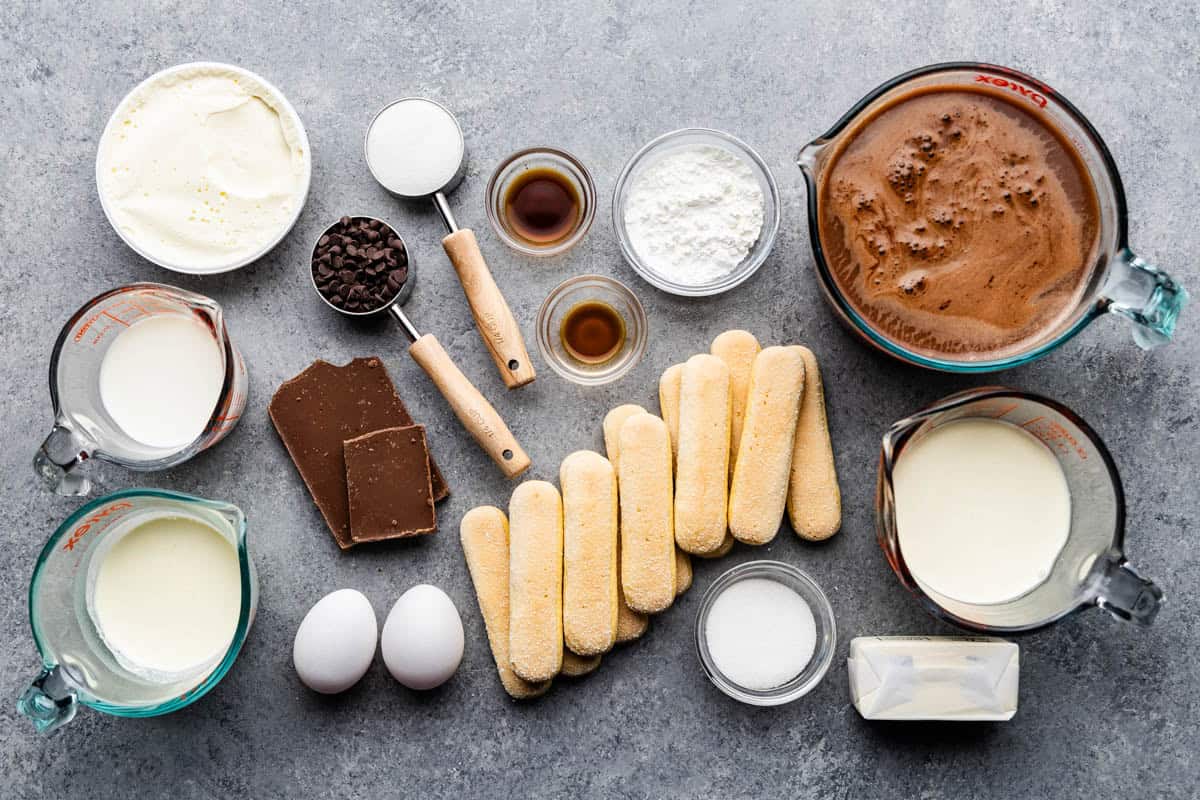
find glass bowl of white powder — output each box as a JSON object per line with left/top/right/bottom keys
{"left": 695, "top": 561, "right": 837, "bottom": 706}
{"left": 613, "top": 129, "right": 780, "bottom": 296}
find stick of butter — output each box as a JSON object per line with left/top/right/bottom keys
{"left": 847, "top": 636, "right": 1019, "bottom": 721}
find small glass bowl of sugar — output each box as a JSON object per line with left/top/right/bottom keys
{"left": 695, "top": 561, "right": 837, "bottom": 706}
{"left": 612, "top": 128, "right": 781, "bottom": 297}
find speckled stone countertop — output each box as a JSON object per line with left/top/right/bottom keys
{"left": 2, "top": 2, "right": 1197, "bottom": 797}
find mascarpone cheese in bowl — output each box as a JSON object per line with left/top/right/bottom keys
{"left": 96, "top": 62, "right": 311, "bottom": 274}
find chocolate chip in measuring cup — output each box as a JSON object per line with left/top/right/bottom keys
{"left": 312, "top": 217, "right": 409, "bottom": 314}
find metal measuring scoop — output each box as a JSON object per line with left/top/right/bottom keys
{"left": 310, "top": 217, "right": 530, "bottom": 478}
{"left": 364, "top": 97, "right": 536, "bottom": 390}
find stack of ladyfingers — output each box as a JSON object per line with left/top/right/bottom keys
{"left": 461, "top": 330, "right": 841, "bottom": 699}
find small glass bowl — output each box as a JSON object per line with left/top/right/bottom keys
{"left": 486, "top": 147, "right": 596, "bottom": 257}
{"left": 612, "top": 128, "right": 781, "bottom": 297}
{"left": 695, "top": 561, "right": 837, "bottom": 706}
{"left": 535, "top": 275, "right": 647, "bottom": 386}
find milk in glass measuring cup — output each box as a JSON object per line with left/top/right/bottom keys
{"left": 17, "top": 489, "right": 257, "bottom": 734}
{"left": 34, "top": 284, "right": 247, "bottom": 495}
{"left": 877, "top": 387, "right": 1163, "bottom": 633}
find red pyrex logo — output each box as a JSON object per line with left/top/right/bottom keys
{"left": 976, "top": 74, "right": 1048, "bottom": 108}
{"left": 62, "top": 501, "right": 133, "bottom": 551}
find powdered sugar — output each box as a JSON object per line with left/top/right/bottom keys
{"left": 623, "top": 145, "right": 765, "bottom": 286}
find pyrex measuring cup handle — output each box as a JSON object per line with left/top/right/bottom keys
{"left": 17, "top": 666, "right": 78, "bottom": 734}
{"left": 1102, "top": 249, "right": 1188, "bottom": 349}
{"left": 1094, "top": 557, "right": 1164, "bottom": 626}
{"left": 34, "top": 421, "right": 96, "bottom": 496}
{"left": 441, "top": 229, "right": 537, "bottom": 389}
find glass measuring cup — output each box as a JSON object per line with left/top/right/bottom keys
{"left": 797, "top": 62, "right": 1187, "bottom": 372}
{"left": 34, "top": 284, "right": 248, "bottom": 495}
{"left": 877, "top": 387, "right": 1163, "bottom": 633}
{"left": 17, "top": 489, "right": 257, "bottom": 734}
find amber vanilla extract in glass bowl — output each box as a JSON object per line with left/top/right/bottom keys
{"left": 536, "top": 275, "right": 646, "bottom": 385}
{"left": 560, "top": 301, "right": 625, "bottom": 364}
{"left": 487, "top": 147, "right": 596, "bottom": 256}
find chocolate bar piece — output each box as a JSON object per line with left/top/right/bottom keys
{"left": 269, "top": 358, "right": 449, "bottom": 549}
{"left": 345, "top": 426, "right": 437, "bottom": 543}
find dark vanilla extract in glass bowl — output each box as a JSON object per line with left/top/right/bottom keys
{"left": 536, "top": 275, "right": 647, "bottom": 386}
{"left": 487, "top": 148, "right": 596, "bottom": 256}
{"left": 505, "top": 168, "right": 580, "bottom": 244}
{"left": 560, "top": 301, "right": 626, "bottom": 364}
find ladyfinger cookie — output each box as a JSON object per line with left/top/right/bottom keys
{"left": 615, "top": 582, "right": 650, "bottom": 642}
{"left": 696, "top": 533, "right": 735, "bottom": 559}
{"left": 603, "top": 404, "right": 646, "bottom": 473}
{"left": 617, "top": 413, "right": 677, "bottom": 614}
{"left": 560, "top": 451, "right": 619, "bottom": 656}
{"left": 729, "top": 346, "right": 807, "bottom": 545}
{"left": 658, "top": 364, "right": 684, "bottom": 462}
{"left": 561, "top": 650, "right": 602, "bottom": 678}
{"left": 787, "top": 347, "right": 842, "bottom": 541}
{"left": 508, "top": 481, "right": 564, "bottom": 682}
{"left": 674, "top": 548, "right": 693, "bottom": 596}
{"left": 674, "top": 354, "right": 732, "bottom": 555}
{"left": 602, "top": 404, "right": 651, "bottom": 641}
{"left": 459, "top": 507, "right": 551, "bottom": 700}
{"left": 711, "top": 330, "right": 760, "bottom": 479}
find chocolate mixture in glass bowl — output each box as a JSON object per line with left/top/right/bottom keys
{"left": 817, "top": 85, "right": 1101, "bottom": 360}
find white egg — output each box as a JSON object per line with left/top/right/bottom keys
{"left": 293, "top": 589, "right": 378, "bottom": 694}
{"left": 381, "top": 584, "right": 464, "bottom": 690}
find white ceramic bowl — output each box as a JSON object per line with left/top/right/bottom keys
{"left": 612, "top": 128, "right": 780, "bottom": 297}
{"left": 95, "top": 61, "right": 312, "bottom": 275}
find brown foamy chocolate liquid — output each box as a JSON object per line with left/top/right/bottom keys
{"left": 817, "top": 86, "right": 1101, "bottom": 359}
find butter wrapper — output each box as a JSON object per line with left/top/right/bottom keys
{"left": 847, "top": 636, "right": 1018, "bottom": 721}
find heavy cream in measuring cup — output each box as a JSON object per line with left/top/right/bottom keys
{"left": 892, "top": 418, "right": 1071, "bottom": 605}
{"left": 98, "top": 314, "right": 225, "bottom": 449}
{"left": 88, "top": 514, "right": 241, "bottom": 678}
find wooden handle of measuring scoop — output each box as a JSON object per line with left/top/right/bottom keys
{"left": 408, "top": 333, "right": 531, "bottom": 479}
{"left": 442, "top": 229, "right": 537, "bottom": 389}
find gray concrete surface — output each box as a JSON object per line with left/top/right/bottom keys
{"left": 2, "top": 1, "right": 1198, "bottom": 797}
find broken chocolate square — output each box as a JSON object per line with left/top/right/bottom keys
{"left": 345, "top": 425, "right": 437, "bottom": 543}
{"left": 268, "top": 357, "right": 449, "bottom": 549}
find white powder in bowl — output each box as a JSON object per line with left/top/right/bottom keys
{"left": 623, "top": 144, "right": 765, "bottom": 286}
{"left": 705, "top": 577, "right": 816, "bottom": 690}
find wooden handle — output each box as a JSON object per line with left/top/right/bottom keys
{"left": 408, "top": 333, "right": 531, "bottom": 478}
{"left": 442, "top": 229, "right": 536, "bottom": 389}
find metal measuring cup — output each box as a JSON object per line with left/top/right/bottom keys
{"left": 310, "top": 216, "right": 530, "bottom": 478}
{"left": 364, "top": 98, "right": 536, "bottom": 390}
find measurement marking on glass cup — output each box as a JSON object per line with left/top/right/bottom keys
{"left": 61, "top": 501, "right": 133, "bottom": 551}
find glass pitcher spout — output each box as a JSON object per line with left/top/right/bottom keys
{"left": 18, "top": 666, "right": 78, "bottom": 734}
{"left": 34, "top": 420, "right": 96, "bottom": 496}
{"left": 1103, "top": 249, "right": 1188, "bottom": 349}
{"left": 795, "top": 140, "right": 826, "bottom": 178}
